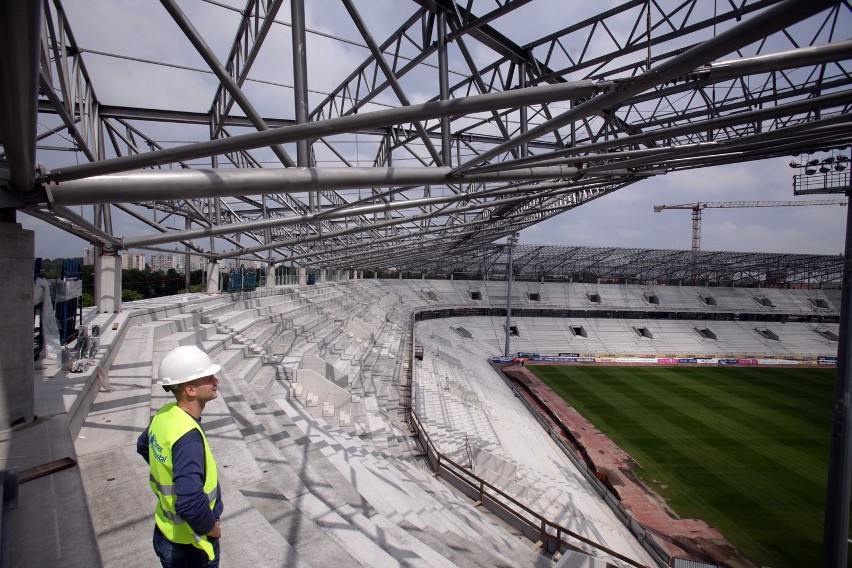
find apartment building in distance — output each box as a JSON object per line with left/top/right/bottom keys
{"left": 121, "top": 252, "right": 147, "bottom": 271}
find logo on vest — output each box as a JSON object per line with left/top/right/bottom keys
{"left": 149, "top": 432, "right": 167, "bottom": 463}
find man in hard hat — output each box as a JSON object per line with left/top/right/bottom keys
{"left": 137, "top": 345, "right": 224, "bottom": 568}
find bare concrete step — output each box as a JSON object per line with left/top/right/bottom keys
{"left": 238, "top": 477, "right": 363, "bottom": 568}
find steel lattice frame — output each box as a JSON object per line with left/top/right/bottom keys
{"left": 1, "top": 0, "right": 851, "bottom": 282}
{"left": 410, "top": 242, "right": 843, "bottom": 285}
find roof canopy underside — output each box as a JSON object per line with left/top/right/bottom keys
{"left": 0, "top": 0, "right": 850, "bottom": 283}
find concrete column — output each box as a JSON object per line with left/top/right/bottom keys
{"left": 265, "top": 265, "right": 275, "bottom": 288}
{"left": 320, "top": 269, "right": 326, "bottom": 283}
{"left": 298, "top": 267, "right": 307, "bottom": 286}
{"left": 206, "top": 260, "right": 220, "bottom": 294}
{"left": 95, "top": 251, "right": 122, "bottom": 313}
{"left": 0, "top": 224, "right": 35, "bottom": 428}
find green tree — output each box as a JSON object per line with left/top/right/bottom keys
{"left": 164, "top": 268, "right": 181, "bottom": 296}
{"left": 122, "top": 289, "right": 144, "bottom": 302}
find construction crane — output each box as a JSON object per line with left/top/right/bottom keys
{"left": 653, "top": 199, "right": 848, "bottom": 252}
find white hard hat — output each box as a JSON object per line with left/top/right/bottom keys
{"left": 159, "top": 345, "right": 221, "bottom": 387}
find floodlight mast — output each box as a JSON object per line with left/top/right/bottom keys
{"left": 504, "top": 232, "right": 519, "bottom": 358}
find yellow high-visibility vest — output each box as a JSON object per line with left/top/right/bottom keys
{"left": 148, "top": 402, "right": 219, "bottom": 560}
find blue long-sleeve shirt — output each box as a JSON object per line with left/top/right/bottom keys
{"left": 137, "top": 416, "right": 224, "bottom": 537}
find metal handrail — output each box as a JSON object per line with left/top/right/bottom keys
{"left": 408, "top": 410, "right": 649, "bottom": 568}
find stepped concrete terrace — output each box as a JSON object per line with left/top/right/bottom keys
{"left": 10, "top": 278, "right": 835, "bottom": 567}
{"left": 10, "top": 283, "right": 585, "bottom": 568}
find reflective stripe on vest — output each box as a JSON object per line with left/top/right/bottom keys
{"left": 151, "top": 474, "right": 220, "bottom": 502}
{"left": 148, "top": 402, "right": 219, "bottom": 561}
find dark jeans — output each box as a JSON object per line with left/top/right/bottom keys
{"left": 153, "top": 526, "right": 219, "bottom": 568}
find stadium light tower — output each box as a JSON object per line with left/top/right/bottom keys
{"left": 504, "top": 232, "right": 519, "bottom": 358}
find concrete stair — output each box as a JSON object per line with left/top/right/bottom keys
{"left": 65, "top": 284, "right": 658, "bottom": 568}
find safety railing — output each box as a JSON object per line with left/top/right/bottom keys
{"left": 407, "top": 409, "right": 651, "bottom": 568}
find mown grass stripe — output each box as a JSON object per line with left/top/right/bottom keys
{"left": 552, "top": 375, "right": 799, "bottom": 561}
{"left": 529, "top": 365, "right": 831, "bottom": 568}
{"left": 606, "top": 369, "right": 826, "bottom": 488}
{"left": 610, "top": 373, "right": 826, "bottom": 521}
{"left": 646, "top": 367, "right": 829, "bottom": 442}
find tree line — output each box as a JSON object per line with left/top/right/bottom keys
{"left": 37, "top": 258, "right": 205, "bottom": 306}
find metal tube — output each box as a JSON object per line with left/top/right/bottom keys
{"left": 112, "top": 203, "right": 207, "bottom": 254}
{"left": 291, "top": 0, "right": 310, "bottom": 167}
{"left": 519, "top": 64, "right": 528, "bottom": 159}
{"left": 469, "top": 89, "right": 852, "bottom": 174}
{"left": 262, "top": 181, "right": 619, "bottom": 268}
{"left": 117, "top": 174, "right": 616, "bottom": 249}
{"left": 158, "top": 0, "right": 296, "bottom": 167}
{"left": 46, "top": 68, "right": 600, "bottom": 183}
{"left": 48, "top": 164, "right": 649, "bottom": 206}
{"left": 696, "top": 39, "right": 852, "bottom": 82}
{"left": 438, "top": 10, "right": 452, "bottom": 167}
{"left": 214, "top": 177, "right": 586, "bottom": 260}
{"left": 450, "top": 0, "right": 839, "bottom": 174}
{"left": 209, "top": 0, "right": 285, "bottom": 139}
{"left": 504, "top": 233, "right": 517, "bottom": 357}
{"left": 822, "top": 192, "right": 852, "bottom": 567}
{"left": 185, "top": 216, "right": 191, "bottom": 292}
{"left": 0, "top": 0, "right": 42, "bottom": 193}
{"left": 341, "top": 0, "right": 442, "bottom": 165}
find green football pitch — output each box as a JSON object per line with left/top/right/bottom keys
{"left": 527, "top": 364, "right": 836, "bottom": 568}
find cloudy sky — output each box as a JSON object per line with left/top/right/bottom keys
{"left": 22, "top": 0, "right": 849, "bottom": 259}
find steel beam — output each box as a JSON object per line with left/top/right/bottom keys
{"left": 470, "top": 89, "right": 852, "bottom": 174}
{"left": 438, "top": 9, "right": 451, "bottom": 166}
{"left": 47, "top": 165, "right": 648, "bottom": 206}
{"left": 46, "top": 79, "right": 602, "bottom": 182}
{"left": 450, "top": 0, "right": 839, "bottom": 174}
{"left": 209, "top": 0, "right": 285, "bottom": 139}
{"left": 341, "top": 0, "right": 442, "bottom": 165}
{"left": 115, "top": 174, "right": 621, "bottom": 249}
{"left": 291, "top": 0, "right": 310, "bottom": 167}
{"left": 159, "top": 0, "right": 296, "bottom": 167}
{"left": 821, "top": 195, "right": 851, "bottom": 567}
{"left": 0, "top": 0, "right": 42, "bottom": 193}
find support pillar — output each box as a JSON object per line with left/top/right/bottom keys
{"left": 206, "top": 260, "right": 220, "bottom": 294}
{"left": 95, "top": 250, "right": 121, "bottom": 313}
{"left": 0, "top": 223, "right": 35, "bottom": 428}
{"left": 823, "top": 192, "right": 852, "bottom": 567}
{"left": 320, "top": 269, "right": 326, "bottom": 283}
{"left": 291, "top": 0, "right": 310, "bottom": 167}
{"left": 265, "top": 264, "right": 276, "bottom": 288}
{"left": 298, "top": 267, "right": 307, "bottom": 286}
